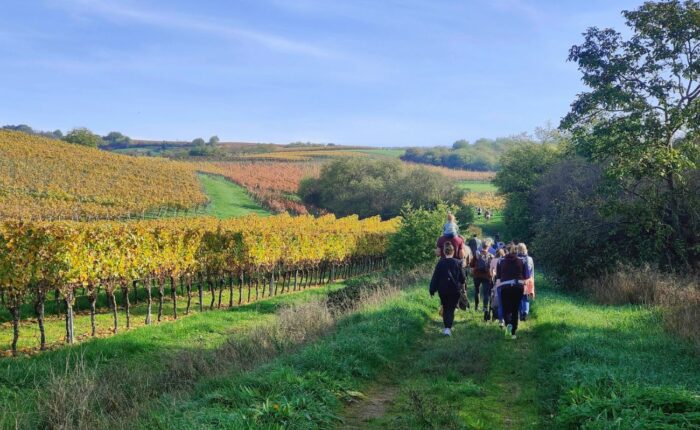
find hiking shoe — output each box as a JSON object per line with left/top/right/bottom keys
{"left": 505, "top": 324, "right": 512, "bottom": 338}
{"left": 443, "top": 328, "right": 452, "bottom": 337}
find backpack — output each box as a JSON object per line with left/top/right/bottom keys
{"left": 476, "top": 252, "right": 492, "bottom": 272}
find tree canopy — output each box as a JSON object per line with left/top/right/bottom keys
{"left": 63, "top": 128, "right": 104, "bottom": 148}
{"left": 561, "top": 0, "right": 700, "bottom": 266}
{"left": 299, "top": 158, "right": 462, "bottom": 219}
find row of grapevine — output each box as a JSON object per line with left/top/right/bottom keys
{"left": 0, "top": 130, "right": 208, "bottom": 220}
{"left": 0, "top": 214, "right": 398, "bottom": 354}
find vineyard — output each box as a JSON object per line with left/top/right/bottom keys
{"left": 0, "top": 131, "right": 207, "bottom": 220}
{"left": 194, "top": 161, "right": 321, "bottom": 214}
{"left": 0, "top": 214, "right": 397, "bottom": 354}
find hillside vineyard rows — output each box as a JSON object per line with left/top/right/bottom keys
{"left": 0, "top": 214, "right": 397, "bottom": 354}
{"left": 0, "top": 131, "right": 207, "bottom": 220}
{"left": 195, "top": 161, "right": 322, "bottom": 214}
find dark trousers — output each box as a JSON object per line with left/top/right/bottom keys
{"left": 500, "top": 285, "right": 524, "bottom": 335}
{"left": 438, "top": 291, "right": 460, "bottom": 329}
{"left": 474, "top": 277, "right": 493, "bottom": 311}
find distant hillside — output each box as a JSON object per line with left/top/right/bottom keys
{"left": 0, "top": 130, "right": 207, "bottom": 220}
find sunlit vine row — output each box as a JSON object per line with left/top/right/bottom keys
{"left": 0, "top": 214, "right": 398, "bottom": 354}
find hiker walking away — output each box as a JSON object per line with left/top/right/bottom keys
{"left": 489, "top": 248, "right": 506, "bottom": 323}
{"left": 495, "top": 245, "right": 527, "bottom": 339}
{"left": 429, "top": 242, "right": 466, "bottom": 336}
{"left": 471, "top": 242, "right": 494, "bottom": 320}
{"left": 467, "top": 234, "right": 481, "bottom": 259}
{"left": 517, "top": 243, "right": 535, "bottom": 321}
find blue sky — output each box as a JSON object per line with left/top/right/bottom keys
{"left": 0, "top": 0, "right": 645, "bottom": 146}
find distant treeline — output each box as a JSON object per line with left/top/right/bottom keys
{"left": 402, "top": 127, "right": 565, "bottom": 171}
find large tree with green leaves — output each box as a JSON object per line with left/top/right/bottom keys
{"left": 562, "top": 0, "right": 700, "bottom": 266}
{"left": 63, "top": 128, "right": 104, "bottom": 148}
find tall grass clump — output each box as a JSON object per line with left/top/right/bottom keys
{"left": 583, "top": 265, "right": 700, "bottom": 351}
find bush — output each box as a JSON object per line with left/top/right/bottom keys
{"left": 388, "top": 204, "right": 454, "bottom": 268}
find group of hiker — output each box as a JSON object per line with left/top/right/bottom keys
{"left": 429, "top": 212, "right": 535, "bottom": 339}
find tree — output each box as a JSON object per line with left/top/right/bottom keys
{"left": 561, "top": 0, "right": 700, "bottom": 265}
{"left": 299, "top": 158, "right": 459, "bottom": 219}
{"left": 493, "top": 143, "right": 563, "bottom": 242}
{"left": 103, "top": 131, "right": 131, "bottom": 147}
{"left": 452, "top": 139, "right": 470, "bottom": 150}
{"left": 192, "top": 138, "right": 206, "bottom": 146}
{"left": 208, "top": 135, "right": 220, "bottom": 146}
{"left": 63, "top": 128, "right": 104, "bottom": 148}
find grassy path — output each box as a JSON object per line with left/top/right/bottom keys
{"left": 338, "top": 273, "right": 700, "bottom": 429}
{"left": 198, "top": 173, "right": 269, "bottom": 218}
{"left": 339, "top": 296, "right": 540, "bottom": 429}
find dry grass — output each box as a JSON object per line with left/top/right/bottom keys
{"left": 584, "top": 266, "right": 700, "bottom": 350}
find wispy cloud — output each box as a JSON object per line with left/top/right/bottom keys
{"left": 52, "top": 0, "right": 340, "bottom": 60}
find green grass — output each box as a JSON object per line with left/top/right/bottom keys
{"left": 457, "top": 181, "right": 498, "bottom": 193}
{"left": 532, "top": 278, "right": 700, "bottom": 428}
{"left": 0, "top": 279, "right": 296, "bottom": 352}
{"left": 473, "top": 210, "right": 504, "bottom": 238}
{"left": 137, "top": 282, "right": 434, "bottom": 429}
{"left": 351, "top": 148, "right": 406, "bottom": 158}
{"left": 198, "top": 173, "right": 269, "bottom": 218}
{"left": 336, "top": 274, "right": 700, "bottom": 429}
{"left": 0, "top": 281, "right": 348, "bottom": 428}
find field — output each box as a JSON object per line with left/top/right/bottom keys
{"left": 350, "top": 148, "right": 406, "bottom": 158}
{"left": 457, "top": 180, "right": 498, "bottom": 193}
{"left": 0, "top": 131, "right": 207, "bottom": 220}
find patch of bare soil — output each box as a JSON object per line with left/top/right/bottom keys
{"left": 339, "top": 385, "right": 399, "bottom": 429}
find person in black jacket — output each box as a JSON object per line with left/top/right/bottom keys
{"left": 429, "top": 242, "right": 466, "bottom": 336}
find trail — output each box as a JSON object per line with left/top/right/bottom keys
{"left": 338, "top": 299, "right": 540, "bottom": 429}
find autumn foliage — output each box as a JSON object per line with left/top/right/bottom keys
{"left": 0, "top": 130, "right": 207, "bottom": 220}
{"left": 0, "top": 214, "right": 398, "bottom": 354}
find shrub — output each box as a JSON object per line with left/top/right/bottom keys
{"left": 388, "top": 203, "right": 454, "bottom": 268}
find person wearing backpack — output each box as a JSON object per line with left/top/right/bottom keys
{"left": 471, "top": 242, "right": 494, "bottom": 321}
{"left": 429, "top": 242, "right": 466, "bottom": 336}
{"left": 517, "top": 243, "right": 535, "bottom": 321}
{"left": 495, "top": 245, "right": 527, "bottom": 340}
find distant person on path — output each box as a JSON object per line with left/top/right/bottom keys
{"left": 429, "top": 242, "right": 466, "bottom": 337}
{"left": 517, "top": 243, "right": 535, "bottom": 321}
{"left": 443, "top": 213, "right": 459, "bottom": 238}
{"left": 496, "top": 245, "right": 528, "bottom": 339}
{"left": 471, "top": 242, "right": 494, "bottom": 319}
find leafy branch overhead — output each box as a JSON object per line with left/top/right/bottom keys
{"left": 562, "top": 0, "right": 700, "bottom": 181}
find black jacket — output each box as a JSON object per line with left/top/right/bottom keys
{"left": 429, "top": 258, "right": 466, "bottom": 296}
